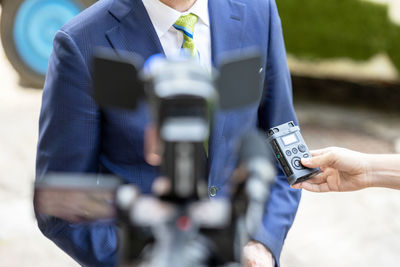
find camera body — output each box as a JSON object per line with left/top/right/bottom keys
{"left": 144, "top": 57, "right": 217, "bottom": 201}
{"left": 266, "top": 121, "right": 320, "bottom": 185}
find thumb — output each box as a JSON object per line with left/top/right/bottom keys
{"left": 301, "top": 152, "right": 335, "bottom": 169}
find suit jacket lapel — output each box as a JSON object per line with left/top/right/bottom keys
{"left": 208, "top": 0, "right": 247, "bottom": 164}
{"left": 208, "top": 0, "right": 247, "bottom": 67}
{"left": 106, "top": 0, "right": 247, "bottom": 64}
{"left": 106, "top": 0, "right": 164, "bottom": 59}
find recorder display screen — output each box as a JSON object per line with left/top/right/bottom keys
{"left": 281, "top": 134, "right": 298, "bottom": 146}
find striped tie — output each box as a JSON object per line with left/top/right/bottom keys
{"left": 173, "top": 13, "right": 199, "bottom": 58}
{"left": 174, "top": 13, "right": 209, "bottom": 156}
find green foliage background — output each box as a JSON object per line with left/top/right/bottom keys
{"left": 277, "top": 0, "right": 400, "bottom": 72}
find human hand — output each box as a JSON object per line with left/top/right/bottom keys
{"left": 292, "top": 147, "right": 370, "bottom": 192}
{"left": 34, "top": 189, "right": 115, "bottom": 223}
{"left": 242, "top": 240, "right": 275, "bottom": 267}
{"left": 144, "top": 124, "right": 162, "bottom": 166}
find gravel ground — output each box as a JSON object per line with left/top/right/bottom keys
{"left": 0, "top": 38, "right": 400, "bottom": 267}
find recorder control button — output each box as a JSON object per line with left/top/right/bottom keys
{"left": 285, "top": 150, "right": 292, "bottom": 156}
{"left": 292, "top": 148, "right": 298, "bottom": 154}
{"left": 298, "top": 144, "right": 306, "bottom": 153}
{"left": 291, "top": 157, "right": 303, "bottom": 170}
{"left": 303, "top": 153, "right": 309, "bottom": 158}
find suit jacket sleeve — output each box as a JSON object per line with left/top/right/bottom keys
{"left": 253, "top": 0, "right": 302, "bottom": 266}
{"left": 35, "top": 30, "right": 118, "bottom": 267}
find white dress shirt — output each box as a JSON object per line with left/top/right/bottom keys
{"left": 142, "top": 0, "right": 211, "bottom": 71}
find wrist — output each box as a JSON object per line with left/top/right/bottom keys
{"left": 363, "top": 154, "right": 400, "bottom": 189}
{"left": 362, "top": 153, "right": 374, "bottom": 188}
{"left": 362, "top": 153, "right": 377, "bottom": 188}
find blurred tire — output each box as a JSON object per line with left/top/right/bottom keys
{"left": 0, "top": 0, "right": 96, "bottom": 88}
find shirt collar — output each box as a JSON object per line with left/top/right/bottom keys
{"left": 187, "top": 0, "right": 210, "bottom": 28}
{"left": 142, "top": 0, "right": 209, "bottom": 38}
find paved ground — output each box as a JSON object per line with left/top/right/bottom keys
{"left": 0, "top": 40, "right": 78, "bottom": 266}
{"left": 281, "top": 103, "right": 400, "bottom": 267}
{"left": 1, "top": 38, "right": 400, "bottom": 267}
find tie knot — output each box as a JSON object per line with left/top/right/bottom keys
{"left": 173, "top": 13, "right": 198, "bottom": 39}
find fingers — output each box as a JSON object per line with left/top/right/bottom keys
{"left": 307, "top": 172, "right": 328, "bottom": 184}
{"left": 296, "top": 182, "right": 332, "bottom": 193}
{"left": 309, "top": 147, "right": 343, "bottom": 157}
{"left": 301, "top": 151, "right": 337, "bottom": 169}
{"left": 301, "top": 157, "right": 320, "bottom": 168}
{"left": 309, "top": 148, "right": 331, "bottom": 157}
{"left": 144, "top": 124, "right": 162, "bottom": 166}
{"left": 152, "top": 177, "right": 171, "bottom": 196}
{"left": 291, "top": 171, "right": 329, "bottom": 190}
{"left": 291, "top": 183, "right": 301, "bottom": 189}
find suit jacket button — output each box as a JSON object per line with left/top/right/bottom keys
{"left": 209, "top": 186, "right": 218, "bottom": 197}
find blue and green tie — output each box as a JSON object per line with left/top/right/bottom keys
{"left": 173, "top": 13, "right": 199, "bottom": 58}
{"left": 174, "top": 14, "right": 210, "bottom": 156}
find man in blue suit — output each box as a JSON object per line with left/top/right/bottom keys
{"left": 35, "top": 0, "right": 301, "bottom": 266}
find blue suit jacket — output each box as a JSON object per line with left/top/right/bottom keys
{"left": 36, "top": 0, "right": 301, "bottom": 266}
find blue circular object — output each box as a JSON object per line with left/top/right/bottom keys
{"left": 13, "top": 0, "right": 83, "bottom": 75}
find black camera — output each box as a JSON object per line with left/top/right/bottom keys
{"left": 267, "top": 121, "right": 320, "bottom": 185}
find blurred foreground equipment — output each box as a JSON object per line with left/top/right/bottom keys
{"left": 35, "top": 51, "right": 276, "bottom": 266}
{"left": 34, "top": 131, "right": 275, "bottom": 266}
